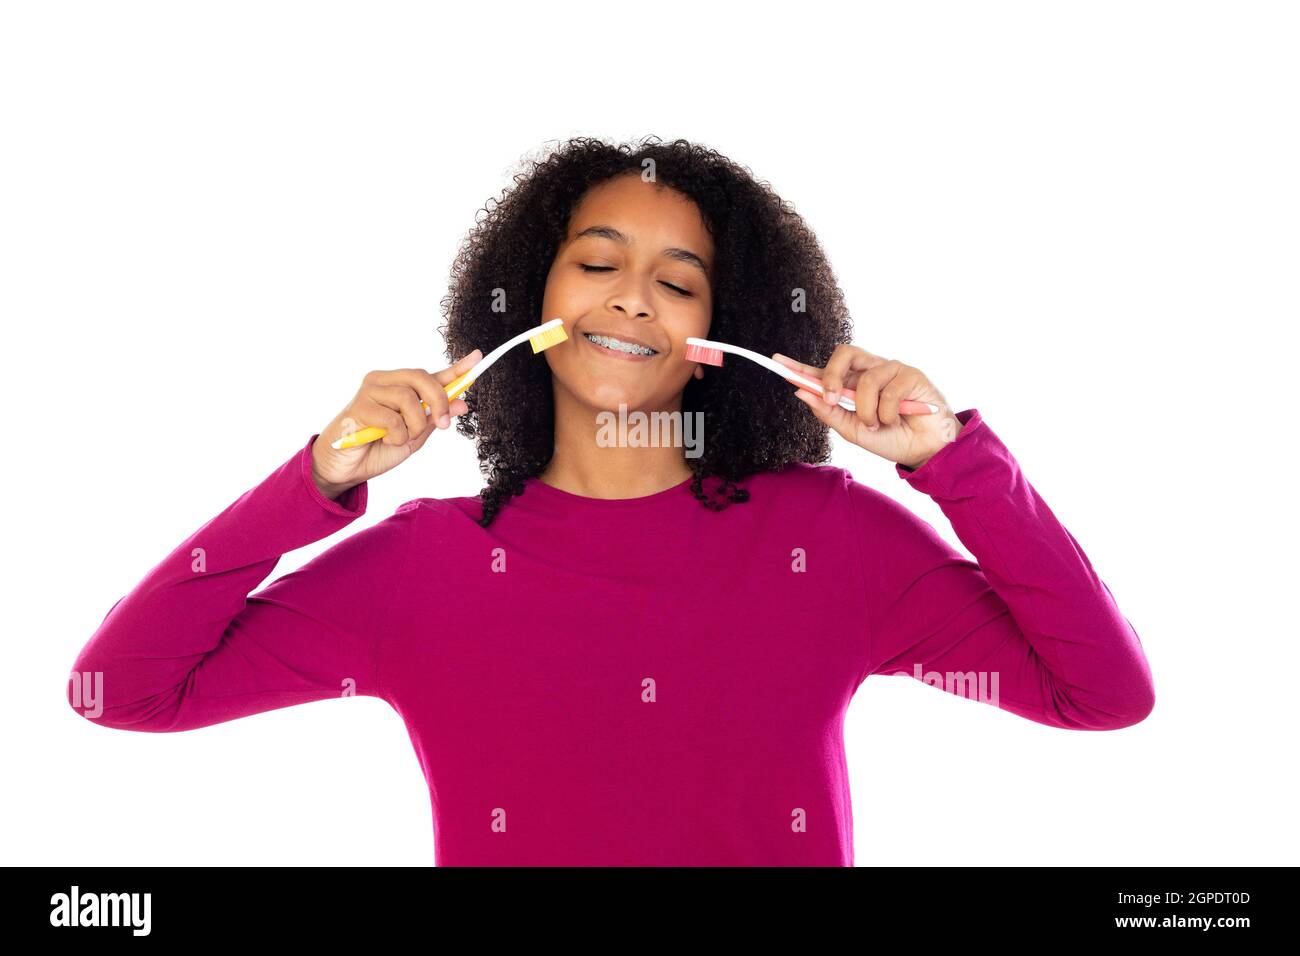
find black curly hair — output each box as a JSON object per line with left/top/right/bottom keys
{"left": 438, "top": 135, "right": 854, "bottom": 528}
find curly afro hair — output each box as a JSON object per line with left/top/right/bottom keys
{"left": 438, "top": 135, "right": 854, "bottom": 528}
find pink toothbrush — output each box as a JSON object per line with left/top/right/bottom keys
{"left": 684, "top": 337, "right": 940, "bottom": 415}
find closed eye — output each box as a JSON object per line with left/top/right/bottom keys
{"left": 578, "top": 263, "right": 694, "bottom": 298}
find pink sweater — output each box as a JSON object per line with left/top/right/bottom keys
{"left": 67, "top": 408, "right": 1154, "bottom": 865}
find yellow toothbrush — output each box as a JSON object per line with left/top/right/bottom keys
{"left": 330, "top": 317, "right": 569, "bottom": 450}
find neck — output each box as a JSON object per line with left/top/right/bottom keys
{"left": 538, "top": 386, "right": 695, "bottom": 499}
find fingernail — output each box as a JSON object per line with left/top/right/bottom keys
{"left": 824, "top": 390, "right": 838, "bottom": 405}
{"left": 867, "top": 424, "right": 879, "bottom": 431}
{"left": 438, "top": 414, "right": 450, "bottom": 428}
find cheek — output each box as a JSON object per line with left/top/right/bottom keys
{"left": 670, "top": 304, "right": 712, "bottom": 348}
{"left": 539, "top": 266, "right": 567, "bottom": 311}
{"left": 543, "top": 268, "right": 592, "bottom": 309}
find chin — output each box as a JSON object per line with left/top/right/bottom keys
{"left": 583, "top": 384, "right": 652, "bottom": 412}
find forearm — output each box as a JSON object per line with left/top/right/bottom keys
{"left": 859, "top": 409, "right": 1156, "bottom": 729}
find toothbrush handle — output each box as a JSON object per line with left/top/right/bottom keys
{"left": 781, "top": 372, "right": 937, "bottom": 415}
{"left": 736, "top": 349, "right": 939, "bottom": 416}
{"left": 444, "top": 370, "right": 478, "bottom": 401}
{"left": 331, "top": 380, "right": 472, "bottom": 451}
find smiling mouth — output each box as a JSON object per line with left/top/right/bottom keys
{"left": 582, "top": 332, "right": 660, "bottom": 358}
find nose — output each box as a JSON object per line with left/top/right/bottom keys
{"left": 606, "top": 272, "right": 654, "bottom": 320}
{"left": 610, "top": 302, "right": 651, "bottom": 320}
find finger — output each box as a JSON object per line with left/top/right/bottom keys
{"left": 772, "top": 353, "right": 836, "bottom": 402}
{"left": 773, "top": 351, "right": 876, "bottom": 405}
{"left": 395, "top": 368, "right": 457, "bottom": 428}
{"left": 367, "top": 385, "right": 428, "bottom": 441}
{"left": 374, "top": 353, "right": 480, "bottom": 429}
{"left": 354, "top": 397, "right": 407, "bottom": 445}
{"left": 793, "top": 387, "right": 859, "bottom": 440}
{"left": 772, "top": 354, "right": 850, "bottom": 405}
{"left": 822, "top": 345, "right": 886, "bottom": 406}
{"left": 405, "top": 391, "right": 470, "bottom": 450}
{"left": 853, "top": 360, "right": 903, "bottom": 430}
{"left": 407, "top": 414, "right": 440, "bottom": 453}
{"left": 429, "top": 350, "right": 483, "bottom": 423}
{"left": 877, "top": 365, "right": 922, "bottom": 427}
{"left": 431, "top": 349, "right": 484, "bottom": 388}
{"left": 771, "top": 353, "right": 824, "bottom": 379}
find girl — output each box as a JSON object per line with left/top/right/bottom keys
{"left": 68, "top": 136, "right": 1155, "bottom": 866}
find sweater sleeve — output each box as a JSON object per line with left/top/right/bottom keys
{"left": 66, "top": 433, "right": 417, "bottom": 732}
{"left": 847, "top": 408, "right": 1155, "bottom": 731}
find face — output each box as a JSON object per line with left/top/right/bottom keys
{"left": 540, "top": 172, "right": 714, "bottom": 413}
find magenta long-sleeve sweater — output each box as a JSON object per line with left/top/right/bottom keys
{"left": 67, "top": 408, "right": 1154, "bottom": 865}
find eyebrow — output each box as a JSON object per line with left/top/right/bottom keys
{"left": 570, "top": 225, "right": 711, "bottom": 279}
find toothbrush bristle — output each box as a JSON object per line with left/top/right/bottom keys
{"left": 529, "top": 323, "right": 569, "bottom": 353}
{"left": 685, "top": 342, "right": 724, "bottom": 366}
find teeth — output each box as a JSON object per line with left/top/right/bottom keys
{"left": 585, "top": 333, "right": 656, "bottom": 356}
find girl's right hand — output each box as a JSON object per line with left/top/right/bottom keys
{"left": 310, "top": 349, "right": 482, "bottom": 498}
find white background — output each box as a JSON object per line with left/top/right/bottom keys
{"left": 3, "top": 0, "right": 1295, "bottom": 866}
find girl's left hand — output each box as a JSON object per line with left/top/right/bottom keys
{"left": 774, "top": 345, "right": 963, "bottom": 470}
